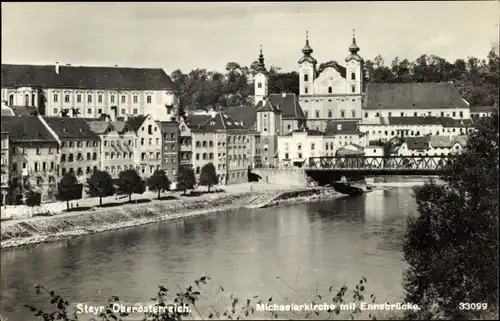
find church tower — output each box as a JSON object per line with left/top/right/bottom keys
{"left": 298, "top": 31, "right": 317, "bottom": 96}
{"left": 254, "top": 45, "right": 268, "bottom": 106}
{"left": 345, "top": 30, "right": 363, "bottom": 95}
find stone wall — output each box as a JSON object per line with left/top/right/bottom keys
{"left": 253, "top": 168, "right": 308, "bottom": 187}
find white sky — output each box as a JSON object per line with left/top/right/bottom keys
{"left": 2, "top": 2, "right": 499, "bottom": 74}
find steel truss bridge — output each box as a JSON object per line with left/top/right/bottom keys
{"left": 305, "top": 156, "right": 456, "bottom": 185}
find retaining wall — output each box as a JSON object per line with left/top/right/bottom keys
{"left": 253, "top": 168, "right": 308, "bottom": 187}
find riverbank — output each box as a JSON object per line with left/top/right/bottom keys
{"left": 0, "top": 184, "right": 340, "bottom": 250}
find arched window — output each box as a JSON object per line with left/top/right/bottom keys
{"left": 24, "top": 94, "right": 30, "bottom": 106}
{"left": 351, "top": 85, "right": 356, "bottom": 93}
{"left": 304, "top": 74, "right": 309, "bottom": 82}
{"left": 328, "top": 86, "right": 332, "bottom": 94}
{"left": 258, "top": 82, "right": 262, "bottom": 88}
{"left": 304, "top": 87, "right": 308, "bottom": 94}
{"left": 8, "top": 94, "right": 14, "bottom": 106}
{"left": 351, "top": 72, "right": 356, "bottom": 80}
{"left": 32, "top": 94, "right": 36, "bottom": 106}
{"left": 351, "top": 110, "right": 356, "bottom": 118}
{"left": 328, "top": 110, "right": 332, "bottom": 118}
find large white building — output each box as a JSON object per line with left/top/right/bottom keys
{"left": 1, "top": 63, "right": 180, "bottom": 122}
{"left": 298, "top": 31, "right": 364, "bottom": 131}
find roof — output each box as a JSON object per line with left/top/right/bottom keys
{"left": 470, "top": 106, "right": 496, "bottom": 113}
{"left": 256, "top": 94, "right": 306, "bottom": 120}
{"left": 324, "top": 120, "right": 362, "bottom": 135}
{"left": 286, "top": 128, "right": 324, "bottom": 136}
{"left": 438, "top": 117, "right": 472, "bottom": 128}
{"left": 363, "top": 116, "right": 472, "bottom": 127}
{"left": 87, "top": 120, "right": 112, "bottom": 134}
{"left": 430, "top": 136, "right": 454, "bottom": 148}
{"left": 223, "top": 106, "right": 257, "bottom": 129}
{"left": 1, "top": 64, "right": 178, "bottom": 91}
{"left": 364, "top": 83, "right": 469, "bottom": 110}
{"left": 8, "top": 105, "right": 39, "bottom": 116}
{"left": 110, "top": 121, "right": 126, "bottom": 133}
{"left": 336, "top": 144, "right": 365, "bottom": 156}
{"left": 256, "top": 100, "right": 280, "bottom": 113}
{"left": 42, "top": 117, "right": 100, "bottom": 141}
{"left": 197, "top": 113, "right": 248, "bottom": 131}
{"left": 317, "top": 61, "right": 346, "bottom": 78}
{"left": 124, "top": 115, "right": 147, "bottom": 132}
{"left": 185, "top": 114, "right": 210, "bottom": 129}
{"left": 1, "top": 104, "right": 15, "bottom": 117}
{"left": 0, "top": 116, "right": 57, "bottom": 142}
{"left": 403, "top": 136, "right": 431, "bottom": 150}
{"left": 454, "top": 135, "right": 468, "bottom": 146}
{"left": 159, "top": 121, "right": 178, "bottom": 132}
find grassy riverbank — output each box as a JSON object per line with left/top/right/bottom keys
{"left": 0, "top": 184, "right": 339, "bottom": 250}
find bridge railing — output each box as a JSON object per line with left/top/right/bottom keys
{"left": 307, "top": 156, "right": 455, "bottom": 171}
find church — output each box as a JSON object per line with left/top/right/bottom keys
{"left": 253, "top": 31, "right": 365, "bottom": 133}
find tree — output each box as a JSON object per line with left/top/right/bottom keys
{"left": 25, "top": 191, "right": 41, "bottom": 207}
{"left": 87, "top": 170, "right": 114, "bottom": 206}
{"left": 148, "top": 170, "right": 171, "bottom": 199}
{"left": 176, "top": 165, "right": 196, "bottom": 195}
{"left": 57, "top": 173, "right": 79, "bottom": 210}
{"left": 116, "top": 169, "right": 145, "bottom": 202}
{"left": 403, "top": 113, "right": 499, "bottom": 319}
{"left": 199, "top": 163, "right": 218, "bottom": 192}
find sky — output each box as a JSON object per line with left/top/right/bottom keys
{"left": 1, "top": 2, "right": 499, "bottom": 74}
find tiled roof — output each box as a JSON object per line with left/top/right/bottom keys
{"left": 1, "top": 116, "right": 57, "bottom": 142}
{"left": 454, "top": 135, "right": 468, "bottom": 146}
{"left": 1, "top": 64, "right": 177, "bottom": 91}
{"left": 256, "top": 100, "right": 279, "bottom": 113}
{"left": 87, "top": 120, "right": 112, "bottom": 134}
{"left": 364, "top": 83, "right": 469, "bottom": 110}
{"left": 438, "top": 117, "right": 472, "bottom": 128}
{"left": 430, "top": 136, "right": 454, "bottom": 148}
{"left": 159, "top": 121, "right": 178, "bottom": 132}
{"left": 324, "top": 120, "right": 362, "bottom": 135}
{"left": 110, "top": 121, "right": 126, "bottom": 133}
{"left": 317, "top": 61, "right": 346, "bottom": 78}
{"left": 9, "top": 105, "right": 39, "bottom": 116}
{"left": 198, "top": 113, "right": 248, "bottom": 131}
{"left": 470, "top": 106, "right": 496, "bottom": 113}
{"left": 223, "top": 106, "right": 257, "bottom": 129}
{"left": 404, "top": 136, "right": 431, "bottom": 150}
{"left": 286, "top": 128, "right": 324, "bottom": 136}
{"left": 387, "top": 116, "right": 443, "bottom": 126}
{"left": 256, "top": 93, "right": 306, "bottom": 120}
{"left": 185, "top": 114, "right": 211, "bottom": 129}
{"left": 336, "top": 144, "right": 365, "bottom": 156}
{"left": 124, "top": 115, "right": 147, "bottom": 132}
{"left": 43, "top": 117, "right": 100, "bottom": 141}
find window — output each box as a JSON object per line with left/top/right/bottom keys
{"left": 121, "top": 95, "right": 126, "bottom": 103}
{"left": 315, "top": 111, "right": 319, "bottom": 118}
{"left": 428, "top": 111, "right": 432, "bottom": 116}
{"left": 98, "top": 94, "right": 103, "bottom": 103}
{"left": 147, "top": 95, "right": 152, "bottom": 104}
{"left": 351, "top": 110, "right": 356, "bottom": 118}
{"left": 328, "top": 110, "right": 332, "bottom": 118}
{"left": 364, "top": 112, "right": 368, "bottom": 118}
{"left": 87, "top": 94, "right": 92, "bottom": 103}
{"left": 298, "top": 153, "right": 302, "bottom": 159}
{"left": 452, "top": 112, "right": 456, "bottom": 117}
{"left": 328, "top": 86, "right": 332, "bottom": 94}
{"left": 341, "top": 110, "right": 345, "bottom": 118}
{"left": 156, "top": 138, "right": 159, "bottom": 146}
{"left": 36, "top": 148, "right": 41, "bottom": 155}
{"left": 304, "top": 74, "right": 309, "bottom": 82}
{"left": 133, "top": 95, "right": 138, "bottom": 104}
{"left": 311, "top": 143, "right": 315, "bottom": 150}
{"left": 133, "top": 108, "right": 138, "bottom": 114}
{"left": 351, "top": 85, "right": 355, "bottom": 93}
{"left": 149, "top": 138, "right": 152, "bottom": 145}
{"left": 351, "top": 72, "right": 356, "bottom": 80}
{"left": 87, "top": 108, "right": 92, "bottom": 115}
{"left": 287, "top": 124, "right": 291, "bottom": 130}
{"left": 400, "top": 112, "right": 404, "bottom": 117}
{"left": 459, "top": 111, "right": 463, "bottom": 118}
{"left": 258, "top": 82, "right": 262, "bottom": 88}
{"left": 110, "top": 95, "right": 115, "bottom": 103}
{"left": 53, "top": 94, "right": 59, "bottom": 102}
{"left": 140, "top": 138, "right": 145, "bottom": 146}
{"left": 76, "top": 94, "right": 82, "bottom": 103}
{"left": 441, "top": 111, "right": 445, "bottom": 117}
{"left": 305, "top": 111, "right": 309, "bottom": 118}
{"left": 64, "top": 94, "right": 70, "bottom": 103}
{"left": 304, "top": 87, "right": 308, "bottom": 94}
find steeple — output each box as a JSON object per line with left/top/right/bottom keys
{"left": 302, "top": 31, "right": 313, "bottom": 56}
{"left": 348, "top": 29, "right": 360, "bottom": 54}
{"left": 257, "top": 45, "right": 266, "bottom": 72}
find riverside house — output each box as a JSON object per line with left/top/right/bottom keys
{"left": 43, "top": 117, "right": 100, "bottom": 183}
{"left": 160, "top": 121, "right": 179, "bottom": 179}
{"left": 1, "top": 114, "right": 59, "bottom": 202}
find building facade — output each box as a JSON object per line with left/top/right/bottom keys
{"left": 87, "top": 120, "right": 137, "bottom": 178}
{"left": 160, "top": 121, "right": 179, "bottom": 179}
{"left": 1, "top": 131, "right": 9, "bottom": 203}
{"left": 178, "top": 120, "right": 193, "bottom": 168}
{"left": 1, "top": 115, "right": 60, "bottom": 202}
{"left": 43, "top": 117, "right": 101, "bottom": 183}
{"left": 470, "top": 105, "right": 496, "bottom": 118}
{"left": 1, "top": 63, "right": 180, "bottom": 122}
{"left": 298, "top": 31, "right": 364, "bottom": 131}
{"left": 127, "top": 115, "right": 163, "bottom": 178}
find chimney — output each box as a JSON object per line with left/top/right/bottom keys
{"left": 282, "top": 93, "right": 286, "bottom": 98}
{"left": 55, "top": 62, "right": 60, "bottom": 74}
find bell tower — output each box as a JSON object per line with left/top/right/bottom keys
{"left": 254, "top": 45, "right": 268, "bottom": 106}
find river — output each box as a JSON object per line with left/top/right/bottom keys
{"left": 0, "top": 186, "right": 418, "bottom": 321}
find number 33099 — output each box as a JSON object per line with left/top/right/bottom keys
{"left": 459, "top": 303, "right": 488, "bottom": 310}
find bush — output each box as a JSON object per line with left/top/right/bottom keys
{"left": 403, "top": 113, "right": 499, "bottom": 319}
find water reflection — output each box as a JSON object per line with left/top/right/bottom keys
{"left": 1, "top": 188, "right": 416, "bottom": 321}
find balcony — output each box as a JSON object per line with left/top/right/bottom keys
{"left": 180, "top": 144, "right": 192, "bottom": 152}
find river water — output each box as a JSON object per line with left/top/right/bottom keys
{"left": 1, "top": 186, "right": 418, "bottom": 321}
